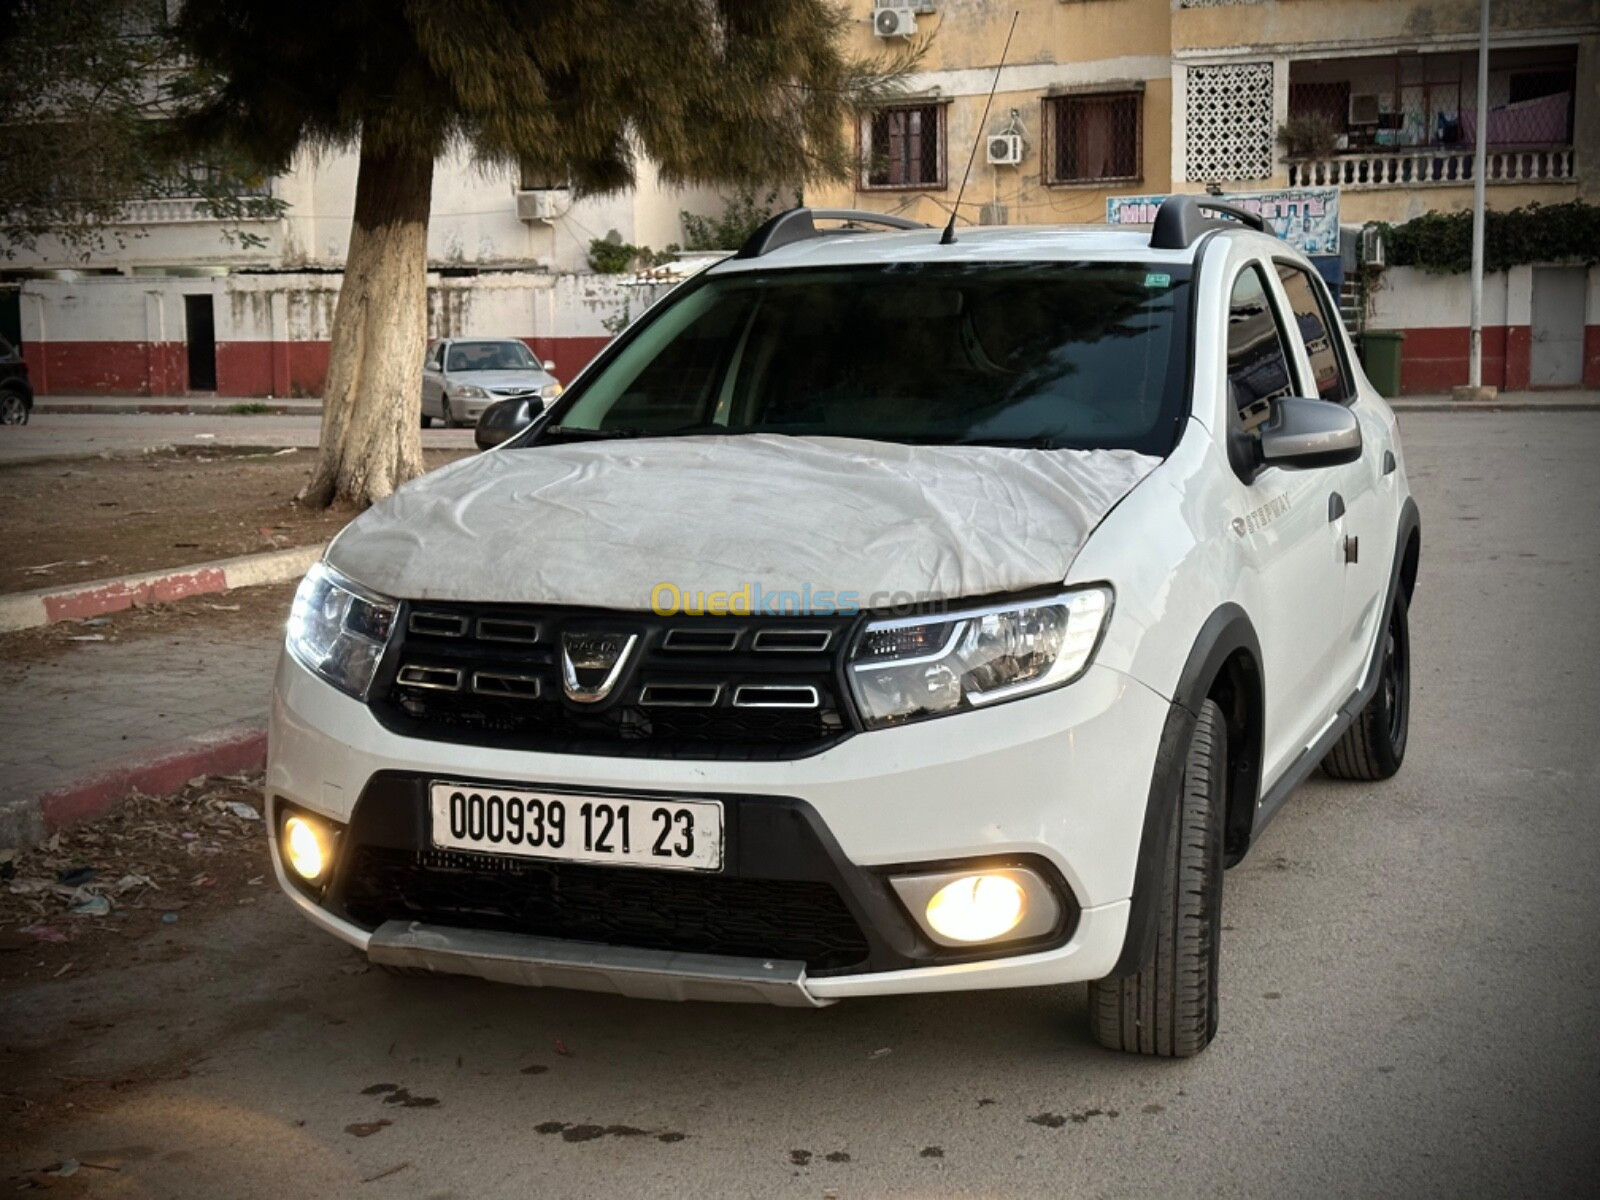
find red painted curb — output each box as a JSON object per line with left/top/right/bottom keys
{"left": 35, "top": 726, "right": 268, "bottom": 835}
{"left": 41, "top": 566, "right": 229, "bottom": 623}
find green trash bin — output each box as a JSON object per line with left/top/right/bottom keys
{"left": 1359, "top": 329, "right": 1405, "bottom": 398}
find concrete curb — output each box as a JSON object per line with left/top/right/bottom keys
{"left": 0, "top": 723, "right": 268, "bottom": 850}
{"left": 0, "top": 544, "right": 324, "bottom": 634}
{"left": 35, "top": 400, "right": 322, "bottom": 416}
{"left": 1389, "top": 399, "right": 1600, "bottom": 413}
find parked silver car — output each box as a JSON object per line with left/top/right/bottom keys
{"left": 421, "top": 338, "right": 562, "bottom": 428}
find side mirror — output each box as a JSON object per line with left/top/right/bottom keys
{"left": 474, "top": 397, "right": 540, "bottom": 451}
{"left": 542, "top": 359, "right": 557, "bottom": 372}
{"left": 1258, "top": 396, "right": 1362, "bottom": 470}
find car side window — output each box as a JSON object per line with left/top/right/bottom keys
{"left": 1226, "top": 265, "right": 1295, "bottom": 433}
{"left": 426, "top": 343, "right": 442, "bottom": 370}
{"left": 1275, "top": 263, "right": 1354, "bottom": 404}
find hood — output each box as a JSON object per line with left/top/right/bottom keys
{"left": 326, "top": 435, "right": 1160, "bottom": 610}
{"left": 452, "top": 369, "right": 555, "bottom": 390}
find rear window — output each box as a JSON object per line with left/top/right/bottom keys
{"left": 544, "top": 263, "right": 1191, "bottom": 455}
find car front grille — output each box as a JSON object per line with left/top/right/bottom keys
{"left": 339, "top": 846, "right": 872, "bottom": 971}
{"left": 369, "top": 602, "right": 858, "bottom": 760}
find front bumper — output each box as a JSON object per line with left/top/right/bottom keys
{"left": 268, "top": 651, "right": 1170, "bottom": 1002}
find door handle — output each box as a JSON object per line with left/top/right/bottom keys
{"left": 1327, "top": 493, "right": 1345, "bottom": 522}
{"left": 1382, "top": 450, "right": 1396, "bottom": 476}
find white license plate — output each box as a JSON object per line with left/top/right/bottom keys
{"left": 428, "top": 782, "right": 723, "bottom": 872}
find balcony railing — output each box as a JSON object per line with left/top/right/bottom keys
{"left": 1287, "top": 146, "right": 1576, "bottom": 189}
{"left": 118, "top": 197, "right": 279, "bottom": 225}
{"left": 120, "top": 198, "right": 214, "bottom": 223}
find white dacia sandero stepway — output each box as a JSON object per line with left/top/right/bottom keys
{"left": 269, "top": 198, "right": 1419, "bottom": 1057}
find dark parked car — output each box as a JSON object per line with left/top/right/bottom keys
{"left": 0, "top": 337, "right": 32, "bottom": 425}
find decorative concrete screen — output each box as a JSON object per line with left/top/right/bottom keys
{"left": 1185, "top": 62, "right": 1275, "bottom": 182}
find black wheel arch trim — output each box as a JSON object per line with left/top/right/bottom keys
{"left": 1112, "top": 495, "right": 1418, "bottom": 977}
{"left": 1109, "top": 603, "right": 1261, "bottom": 977}
{"left": 1250, "top": 495, "right": 1420, "bottom": 837}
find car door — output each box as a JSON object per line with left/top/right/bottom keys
{"left": 1223, "top": 261, "right": 1350, "bottom": 786}
{"left": 421, "top": 341, "right": 445, "bottom": 418}
{"left": 1271, "top": 261, "right": 1395, "bottom": 703}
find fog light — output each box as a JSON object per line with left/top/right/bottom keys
{"left": 889, "top": 865, "right": 1062, "bottom": 948}
{"left": 283, "top": 815, "right": 328, "bottom": 882}
{"left": 925, "top": 875, "right": 1027, "bottom": 943}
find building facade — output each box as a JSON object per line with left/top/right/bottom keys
{"left": 6, "top": 1, "right": 1597, "bottom": 397}
{"left": 814, "top": 0, "right": 1600, "bottom": 390}
{"left": 2, "top": 145, "right": 726, "bottom": 397}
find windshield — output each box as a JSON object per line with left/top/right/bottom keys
{"left": 446, "top": 341, "right": 537, "bottom": 372}
{"left": 541, "top": 263, "right": 1190, "bottom": 453}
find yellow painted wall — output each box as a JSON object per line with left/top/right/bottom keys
{"left": 1173, "top": 0, "right": 1598, "bottom": 53}
{"left": 813, "top": 1, "right": 1174, "bottom": 227}
{"left": 836, "top": 0, "right": 1172, "bottom": 69}
{"left": 815, "top": 2, "right": 1595, "bottom": 226}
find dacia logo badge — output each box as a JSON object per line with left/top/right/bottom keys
{"left": 559, "top": 631, "right": 638, "bottom": 704}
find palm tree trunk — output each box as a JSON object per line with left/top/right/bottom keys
{"left": 300, "top": 137, "right": 433, "bottom": 509}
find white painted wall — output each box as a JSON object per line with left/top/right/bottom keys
{"left": 8, "top": 147, "right": 732, "bottom": 277}
{"left": 19, "top": 267, "right": 689, "bottom": 346}
{"left": 1367, "top": 265, "right": 1513, "bottom": 329}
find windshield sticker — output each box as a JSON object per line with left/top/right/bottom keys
{"left": 1144, "top": 272, "right": 1172, "bottom": 289}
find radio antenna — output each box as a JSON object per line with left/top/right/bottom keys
{"left": 941, "top": 9, "right": 1018, "bottom": 246}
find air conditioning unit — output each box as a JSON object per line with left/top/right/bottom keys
{"left": 515, "top": 189, "right": 566, "bottom": 223}
{"left": 873, "top": 6, "right": 917, "bottom": 37}
{"left": 986, "top": 133, "right": 1024, "bottom": 166}
{"left": 1360, "top": 225, "right": 1385, "bottom": 267}
{"left": 1349, "top": 93, "right": 1381, "bottom": 125}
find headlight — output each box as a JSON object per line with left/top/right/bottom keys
{"left": 286, "top": 562, "right": 398, "bottom": 699}
{"left": 454, "top": 384, "right": 489, "bottom": 399}
{"left": 539, "top": 381, "right": 564, "bottom": 402}
{"left": 847, "top": 587, "right": 1111, "bottom": 729}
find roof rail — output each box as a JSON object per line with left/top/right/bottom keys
{"left": 1149, "top": 195, "right": 1267, "bottom": 250}
{"left": 735, "top": 207, "right": 929, "bottom": 260}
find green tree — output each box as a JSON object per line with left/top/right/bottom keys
{"left": 170, "top": 0, "right": 909, "bottom": 508}
{"left": 0, "top": 0, "right": 282, "bottom": 258}
{"left": 680, "top": 188, "right": 805, "bottom": 252}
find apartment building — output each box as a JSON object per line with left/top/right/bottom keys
{"left": 816, "top": 0, "right": 1600, "bottom": 390}
{"left": 7, "top": 1, "right": 1595, "bottom": 397}
{"left": 3, "top": 146, "right": 724, "bottom": 397}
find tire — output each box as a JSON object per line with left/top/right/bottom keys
{"left": 1322, "top": 590, "right": 1410, "bottom": 781}
{"left": 442, "top": 397, "right": 459, "bottom": 429}
{"left": 1088, "top": 697, "right": 1226, "bottom": 1058}
{"left": 0, "top": 391, "right": 27, "bottom": 426}
{"left": 421, "top": 412, "right": 434, "bottom": 429}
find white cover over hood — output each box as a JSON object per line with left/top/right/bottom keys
{"left": 325, "top": 435, "right": 1159, "bottom": 610}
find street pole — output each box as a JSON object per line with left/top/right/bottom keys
{"left": 1468, "top": 0, "right": 1489, "bottom": 390}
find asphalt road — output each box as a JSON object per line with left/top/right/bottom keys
{"left": 0, "top": 413, "right": 475, "bottom": 464}
{"left": 5, "top": 412, "right": 1600, "bottom": 1198}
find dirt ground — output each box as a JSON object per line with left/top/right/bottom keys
{"left": 0, "top": 777, "right": 272, "bottom": 993}
{"left": 0, "top": 447, "right": 469, "bottom": 594}
{"left": 0, "top": 582, "right": 298, "bottom": 667}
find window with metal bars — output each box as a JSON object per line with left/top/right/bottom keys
{"left": 1043, "top": 92, "right": 1142, "bottom": 185}
{"left": 861, "top": 104, "right": 945, "bottom": 189}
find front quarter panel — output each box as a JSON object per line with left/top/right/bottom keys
{"left": 1066, "top": 415, "right": 1233, "bottom": 704}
